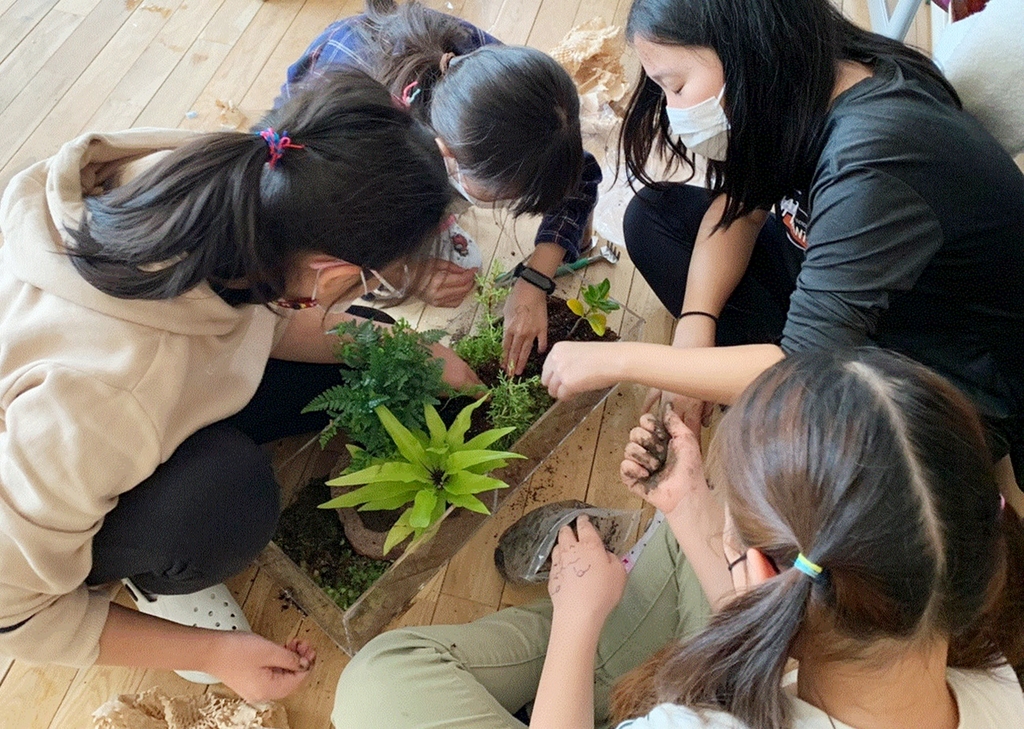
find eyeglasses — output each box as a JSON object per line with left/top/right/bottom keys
{"left": 273, "top": 265, "right": 400, "bottom": 312}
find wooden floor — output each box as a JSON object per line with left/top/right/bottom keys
{"left": 0, "top": 0, "right": 933, "bottom": 726}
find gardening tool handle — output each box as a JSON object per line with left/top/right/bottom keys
{"left": 554, "top": 256, "right": 597, "bottom": 278}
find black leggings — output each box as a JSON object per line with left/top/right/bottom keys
{"left": 623, "top": 183, "right": 804, "bottom": 346}
{"left": 87, "top": 306, "right": 394, "bottom": 595}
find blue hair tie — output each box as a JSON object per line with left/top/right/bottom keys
{"left": 794, "top": 553, "right": 824, "bottom": 581}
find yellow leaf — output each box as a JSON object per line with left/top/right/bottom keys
{"left": 588, "top": 313, "right": 607, "bottom": 336}
{"left": 567, "top": 298, "right": 585, "bottom": 317}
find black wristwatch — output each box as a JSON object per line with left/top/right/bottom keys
{"left": 512, "top": 261, "right": 556, "bottom": 295}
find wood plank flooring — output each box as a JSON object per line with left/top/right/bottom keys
{"left": 0, "top": 0, "right": 930, "bottom": 726}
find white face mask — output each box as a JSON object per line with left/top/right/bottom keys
{"left": 665, "top": 85, "right": 730, "bottom": 162}
{"left": 448, "top": 159, "right": 513, "bottom": 210}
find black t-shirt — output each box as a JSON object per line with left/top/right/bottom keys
{"left": 780, "top": 56, "right": 1024, "bottom": 428}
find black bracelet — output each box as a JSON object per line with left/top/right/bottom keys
{"left": 512, "top": 261, "right": 556, "bottom": 295}
{"left": 679, "top": 310, "right": 719, "bottom": 323}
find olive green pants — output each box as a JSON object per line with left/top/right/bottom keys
{"left": 331, "top": 521, "right": 710, "bottom": 729}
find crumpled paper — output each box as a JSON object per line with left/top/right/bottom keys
{"left": 550, "top": 18, "right": 629, "bottom": 109}
{"left": 550, "top": 19, "right": 630, "bottom": 147}
{"left": 92, "top": 688, "right": 289, "bottom": 729}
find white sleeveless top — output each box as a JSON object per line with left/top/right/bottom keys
{"left": 616, "top": 664, "right": 1024, "bottom": 729}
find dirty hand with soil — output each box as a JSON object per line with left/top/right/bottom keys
{"left": 621, "top": 405, "right": 708, "bottom": 512}
{"left": 620, "top": 406, "right": 733, "bottom": 608}
{"left": 502, "top": 242, "right": 565, "bottom": 375}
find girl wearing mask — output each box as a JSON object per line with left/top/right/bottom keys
{"left": 540, "top": 0, "right": 1024, "bottom": 506}
{"left": 283, "top": 0, "right": 600, "bottom": 374}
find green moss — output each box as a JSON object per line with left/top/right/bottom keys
{"left": 274, "top": 480, "right": 389, "bottom": 610}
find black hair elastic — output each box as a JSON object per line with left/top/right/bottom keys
{"left": 679, "top": 310, "right": 719, "bottom": 323}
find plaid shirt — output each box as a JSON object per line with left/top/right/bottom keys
{"left": 278, "top": 12, "right": 600, "bottom": 262}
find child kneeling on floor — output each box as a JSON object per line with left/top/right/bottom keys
{"left": 333, "top": 348, "right": 1024, "bottom": 728}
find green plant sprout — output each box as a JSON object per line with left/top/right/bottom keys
{"left": 488, "top": 371, "right": 553, "bottom": 447}
{"left": 567, "top": 278, "right": 620, "bottom": 336}
{"left": 453, "top": 261, "right": 510, "bottom": 369}
{"left": 321, "top": 399, "right": 525, "bottom": 555}
{"left": 302, "top": 319, "right": 447, "bottom": 465}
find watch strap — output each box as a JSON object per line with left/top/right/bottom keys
{"left": 513, "top": 261, "right": 556, "bottom": 295}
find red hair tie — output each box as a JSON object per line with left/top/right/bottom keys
{"left": 259, "top": 128, "right": 304, "bottom": 169}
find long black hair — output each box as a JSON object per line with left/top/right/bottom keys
{"left": 620, "top": 0, "right": 960, "bottom": 227}
{"left": 69, "top": 69, "right": 451, "bottom": 303}
{"left": 358, "top": 0, "right": 584, "bottom": 216}
{"left": 612, "top": 348, "right": 1024, "bottom": 728}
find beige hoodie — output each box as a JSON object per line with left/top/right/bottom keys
{"left": 0, "top": 129, "right": 285, "bottom": 666}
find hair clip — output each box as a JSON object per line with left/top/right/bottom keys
{"left": 793, "top": 553, "right": 824, "bottom": 582}
{"left": 259, "top": 128, "right": 304, "bottom": 169}
{"left": 400, "top": 81, "right": 422, "bottom": 108}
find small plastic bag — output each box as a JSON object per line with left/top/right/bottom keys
{"left": 493, "top": 500, "right": 643, "bottom": 585}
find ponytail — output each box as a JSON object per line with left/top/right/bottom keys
{"left": 612, "top": 349, "right": 1020, "bottom": 727}
{"left": 359, "top": 0, "right": 472, "bottom": 118}
{"left": 614, "top": 573, "right": 811, "bottom": 727}
{"left": 68, "top": 69, "right": 451, "bottom": 302}
{"left": 68, "top": 133, "right": 271, "bottom": 300}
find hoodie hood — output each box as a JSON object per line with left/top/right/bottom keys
{"left": 0, "top": 128, "right": 252, "bottom": 336}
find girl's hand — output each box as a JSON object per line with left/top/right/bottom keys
{"left": 641, "top": 388, "right": 714, "bottom": 439}
{"left": 417, "top": 260, "right": 478, "bottom": 308}
{"left": 502, "top": 280, "right": 549, "bottom": 375}
{"left": 547, "top": 516, "right": 627, "bottom": 626}
{"left": 430, "top": 342, "right": 483, "bottom": 392}
{"left": 209, "top": 633, "right": 316, "bottom": 703}
{"left": 541, "top": 341, "right": 619, "bottom": 399}
{"left": 620, "top": 406, "right": 709, "bottom": 516}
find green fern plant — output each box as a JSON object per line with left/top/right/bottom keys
{"left": 302, "top": 319, "right": 447, "bottom": 463}
{"left": 567, "top": 278, "right": 620, "bottom": 336}
{"left": 321, "top": 399, "right": 525, "bottom": 555}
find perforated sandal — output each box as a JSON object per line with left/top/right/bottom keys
{"left": 122, "top": 578, "right": 251, "bottom": 684}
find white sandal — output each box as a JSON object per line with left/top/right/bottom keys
{"left": 122, "top": 578, "right": 251, "bottom": 684}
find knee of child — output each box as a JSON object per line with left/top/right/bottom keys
{"left": 333, "top": 629, "right": 435, "bottom": 722}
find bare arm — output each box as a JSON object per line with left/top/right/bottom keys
{"left": 530, "top": 616, "right": 602, "bottom": 729}
{"left": 270, "top": 308, "right": 359, "bottom": 363}
{"left": 98, "top": 603, "right": 314, "bottom": 702}
{"left": 270, "top": 308, "right": 482, "bottom": 390}
{"left": 530, "top": 518, "right": 627, "bottom": 729}
{"left": 677, "top": 196, "right": 766, "bottom": 343}
{"left": 542, "top": 341, "right": 785, "bottom": 405}
{"left": 655, "top": 198, "right": 767, "bottom": 429}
